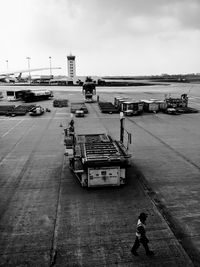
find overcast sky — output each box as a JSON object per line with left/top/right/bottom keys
{"left": 0, "top": 0, "right": 200, "bottom": 76}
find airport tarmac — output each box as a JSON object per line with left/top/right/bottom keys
{"left": 0, "top": 83, "right": 199, "bottom": 266}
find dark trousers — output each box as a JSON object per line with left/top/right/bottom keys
{"left": 131, "top": 236, "right": 150, "bottom": 254}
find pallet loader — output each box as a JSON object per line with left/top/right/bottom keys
{"left": 67, "top": 133, "right": 131, "bottom": 187}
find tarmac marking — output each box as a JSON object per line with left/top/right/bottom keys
{"left": 0, "top": 113, "right": 57, "bottom": 229}
{"left": 0, "top": 116, "right": 115, "bottom": 121}
{"left": 0, "top": 119, "right": 25, "bottom": 138}
{"left": 0, "top": 117, "right": 70, "bottom": 122}
{"left": 0, "top": 122, "right": 35, "bottom": 165}
{"left": 50, "top": 154, "right": 65, "bottom": 266}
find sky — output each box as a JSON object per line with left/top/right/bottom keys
{"left": 0, "top": 0, "right": 200, "bottom": 76}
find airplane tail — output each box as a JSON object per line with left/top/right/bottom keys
{"left": 16, "top": 72, "right": 23, "bottom": 82}
{"left": 17, "top": 73, "right": 22, "bottom": 79}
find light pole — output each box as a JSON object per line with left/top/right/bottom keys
{"left": 26, "top": 57, "right": 31, "bottom": 83}
{"left": 49, "top": 56, "right": 52, "bottom": 77}
{"left": 6, "top": 60, "right": 9, "bottom": 71}
{"left": 120, "top": 112, "right": 125, "bottom": 143}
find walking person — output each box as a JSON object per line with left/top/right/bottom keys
{"left": 131, "top": 212, "right": 154, "bottom": 256}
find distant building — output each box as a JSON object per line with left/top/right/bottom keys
{"left": 67, "top": 54, "right": 76, "bottom": 79}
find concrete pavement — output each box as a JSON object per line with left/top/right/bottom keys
{"left": 0, "top": 84, "right": 199, "bottom": 266}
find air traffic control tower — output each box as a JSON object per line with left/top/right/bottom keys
{"left": 67, "top": 54, "right": 76, "bottom": 79}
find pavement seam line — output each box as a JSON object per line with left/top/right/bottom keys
{"left": 49, "top": 152, "right": 65, "bottom": 267}
{"left": 0, "top": 122, "right": 35, "bottom": 165}
{"left": 132, "top": 163, "right": 195, "bottom": 266}
{"left": 127, "top": 118, "right": 200, "bottom": 172}
{"left": 0, "top": 114, "right": 56, "bottom": 221}
{"left": 1, "top": 119, "right": 24, "bottom": 138}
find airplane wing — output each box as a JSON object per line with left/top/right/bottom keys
{"left": 0, "top": 67, "right": 61, "bottom": 77}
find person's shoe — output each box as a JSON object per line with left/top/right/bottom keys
{"left": 146, "top": 250, "right": 154, "bottom": 256}
{"left": 131, "top": 250, "right": 139, "bottom": 256}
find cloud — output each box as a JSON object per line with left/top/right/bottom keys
{"left": 1, "top": 0, "right": 200, "bottom": 75}
{"left": 3, "top": 0, "right": 200, "bottom": 41}
{"left": 14, "top": 0, "right": 200, "bottom": 50}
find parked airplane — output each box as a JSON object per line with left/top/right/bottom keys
{"left": 0, "top": 67, "right": 61, "bottom": 83}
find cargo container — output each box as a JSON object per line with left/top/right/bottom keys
{"left": 117, "top": 98, "right": 130, "bottom": 111}
{"left": 114, "top": 97, "right": 129, "bottom": 110}
{"left": 114, "top": 96, "right": 124, "bottom": 107}
{"left": 156, "top": 101, "right": 167, "bottom": 111}
{"left": 149, "top": 99, "right": 167, "bottom": 111}
{"left": 141, "top": 100, "right": 159, "bottom": 113}
{"left": 122, "top": 101, "right": 143, "bottom": 116}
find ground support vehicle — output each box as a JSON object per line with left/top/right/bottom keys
{"left": 9, "top": 105, "right": 36, "bottom": 116}
{"left": 175, "top": 107, "right": 198, "bottom": 113}
{"left": 75, "top": 110, "right": 85, "bottom": 117}
{"left": 6, "top": 90, "right": 24, "bottom": 101}
{"left": 165, "top": 94, "right": 188, "bottom": 109}
{"left": 165, "top": 108, "right": 180, "bottom": 115}
{"left": 70, "top": 102, "right": 88, "bottom": 114}
{"left": 164, "top": 94, "right": 198, "bottom": 114}
{"left": 53, "top": 99, "right": 68, "bottom": 107}
{"left": 0, "top": 105, "right": 15, "bottom": 115}
{"left": 21, "top": 90, "right": 53, "bottom": 102}
{"left": 0, "top": 104, "right": 36, "bottom": 116}
{"left": 68, "top": 133, "right": 131, "bottom": 187}
{"left": 82, "top": 79, "right": 96, "bottom": 103}
{"left": 165, "top": 107, "right": 198, "bottom": 115}
{"left": 64, "top": 135, "right": 74, "bottom": 156}
{"left": 29, "top": 106, "right": 45, "bottom": 116}
{"left": 64, "top": 122, "right": 75, "bottom": 156}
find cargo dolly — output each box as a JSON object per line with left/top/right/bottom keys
{"left": 70, "top": 102, "right": 88, "bottom": 114}
{"left": 98, "top": 102, "right": 119, "bottom": 114}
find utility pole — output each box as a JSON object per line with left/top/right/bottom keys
{"left": 26, "top": 57, "right": 31, "bottom": 84}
